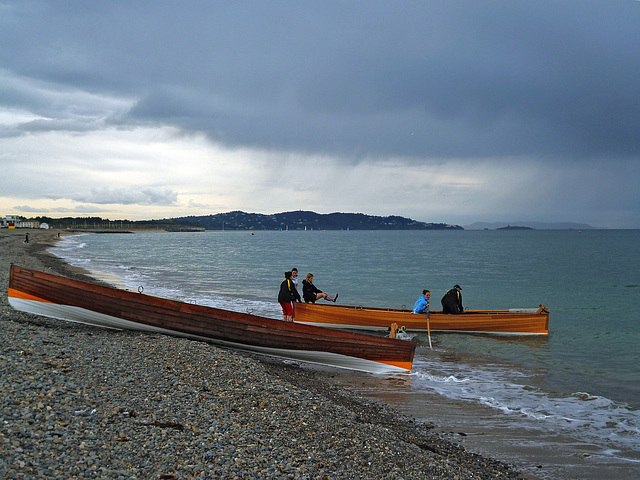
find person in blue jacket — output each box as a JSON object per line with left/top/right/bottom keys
{"left": 411, "top": 290, "right": 430, "bottom": 314}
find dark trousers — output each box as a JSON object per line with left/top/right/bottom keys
{"left": 442, "top": 302, "right": 460, "bottom": 314}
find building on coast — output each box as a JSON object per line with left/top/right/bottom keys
{"left": 1, "top": 215, "right": 41, "bottom": 229}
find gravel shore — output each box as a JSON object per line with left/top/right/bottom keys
{"left": 1, "top": 229, "right": 531, "bottom": 479}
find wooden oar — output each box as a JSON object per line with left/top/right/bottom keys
{"left": 426, "top": 305, "right": 433, "bottom": 350}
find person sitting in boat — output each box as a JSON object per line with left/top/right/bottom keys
{"left": 278, "top": 271, "right": 301, "bottom": 322}
{"left": 302, "top": 273, "right": 338, "bottom": 303}
{"left": 411, "top": 289, "right": 430, "bottom": 314}
{"left": 441, "top": 284, "right": 464, "bottom": 314}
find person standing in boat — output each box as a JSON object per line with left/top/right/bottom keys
{"left": 441, "top": 284, "right": 464, "bottom": 314}
{"left": 411, "top": 290, "right": 430, "bottom": 314}
{"left": 302, "top": 273, "right": 338, "bottom": 303}
{"left": 278, "top": 271, "right": 301, "bottom": 322}
{"left": 291, "top": 267, "right": 300, "bottom": 296}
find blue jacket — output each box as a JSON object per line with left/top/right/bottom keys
{"left": 412, "top": 295, "right": 429, "bottom": 314}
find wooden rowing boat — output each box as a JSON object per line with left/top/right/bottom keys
{"left": 7, "top": 265, "right": 416, "bottom": 373}
{"left": 294, "top": 302, "right": 549, "bottom": 335}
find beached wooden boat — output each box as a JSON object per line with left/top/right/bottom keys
{"left": 294, "top": 302, "right": 549, "bottom": 336}
{"left": 7, "top": 265, "right": 416, "bottom": 373}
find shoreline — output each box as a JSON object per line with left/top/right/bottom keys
{"left": 1, "top": 229, "right": 532, "bottom": 479}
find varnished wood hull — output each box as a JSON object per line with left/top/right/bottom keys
{"left": 294, "top": 302, "right": 549, "bottom": 335}
{"left": 7, "top": 265, "right": 416, "bottom": 373}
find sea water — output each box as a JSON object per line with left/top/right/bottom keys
{"left": 50, "top": 229, "right": 640, "bottom": 479}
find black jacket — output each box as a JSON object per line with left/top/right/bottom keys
{"left": 278, "top": 278, "right": 301, "bottom": 303}
{"left": 441, "top": 288, "right": 463, "bottom": 313}
{"left": 302, "top": 280, "right": 322, "bottom": 303}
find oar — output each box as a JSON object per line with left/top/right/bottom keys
{"left": 426, "top": 304, "right": 433, "bottom": 350}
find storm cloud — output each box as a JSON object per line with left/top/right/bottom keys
{"left": 1, "top": 1, "right": 639, "bottom": 227}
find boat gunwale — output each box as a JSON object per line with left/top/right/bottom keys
{"left": 296, "top": 302, "right": 548, "bottom": 317}
{"left": 293, "top": 301, "right": 549, "bottom": 335}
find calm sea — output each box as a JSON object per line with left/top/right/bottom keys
{"left": 50, "top": 229, "right": 640, "bottom": 479}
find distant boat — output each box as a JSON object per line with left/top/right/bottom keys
{"left": 8, "top": 265, "right": 416, "bottom": 373}
{"left": 294, "top": 302, "right": 549, "bottom": 336}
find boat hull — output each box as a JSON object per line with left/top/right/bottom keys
{"left": 7, "top": 265, "right": 416, "bottom": 373}
{"left": 294, "top": 302, "right": 549, "bottom": 335}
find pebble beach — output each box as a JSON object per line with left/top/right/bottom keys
{"left": 0, "top": 229, "right": 532, "bottom": 479}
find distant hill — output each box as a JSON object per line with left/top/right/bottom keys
{"left": 171, "top": 211, "right": 463, "bottom": 231}
{"left": 464, "top": 221, "right": 595, "bottom": 230}
{"left": 496, "top": 225, "right": 534, "bottom": 230}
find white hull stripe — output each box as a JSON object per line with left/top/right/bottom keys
{"left": 8, "top": 297, "right": 409, "bottom": 374}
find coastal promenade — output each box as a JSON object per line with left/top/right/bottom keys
{"left": 0, "top": 229, "right": 530, "bottom": 479}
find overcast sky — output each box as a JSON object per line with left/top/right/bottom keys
{"left": 1, "top": 1, "right": 639, "bottom": 228}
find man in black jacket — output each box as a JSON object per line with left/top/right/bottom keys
{"left": 278, "top": 271, "right": 301, "bottom": 322}
{"left": 441, "top": 284, "right": 463, "bottom": 314}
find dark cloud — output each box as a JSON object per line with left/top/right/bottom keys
{"left": 2, "top": 1, "right": 639, "bottom": 161}
{"left": 11, "top": 205, "right": 108, "bottom": 214}
{"left": 1, "top": 1, "right": 639, "bottom": 228}
{"left": 71, "top": 187, "right": 178, "bottom": 206}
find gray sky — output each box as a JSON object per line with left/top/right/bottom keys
{"left": 1, "top": 1, "right": 639, "bottom": 228}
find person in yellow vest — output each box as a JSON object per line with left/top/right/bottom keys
{"left": 441, "top": 284, "right": 464, "bottom": 314}
{"left": 278, "top": 271, "right": 301, "bottom": 322}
